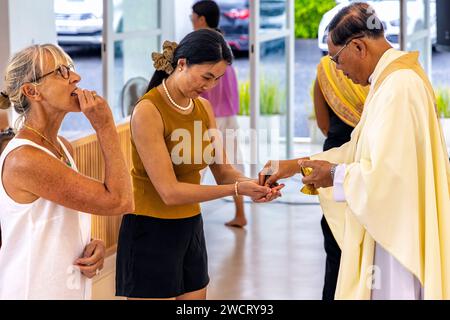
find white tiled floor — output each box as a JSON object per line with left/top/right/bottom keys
{"left": 201, "top": 142, "right": 327, "bottom": 300}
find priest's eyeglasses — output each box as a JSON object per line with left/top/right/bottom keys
{"left": 330, "top": 35, "right": 365, "bottom": 65}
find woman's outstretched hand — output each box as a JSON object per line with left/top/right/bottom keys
{"left": 237, "top": 179, "right": 285, "bottom": 203}
{"left": 252, "top": 183, "right": 285, "bottom": 203}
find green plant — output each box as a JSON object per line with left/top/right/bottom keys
{"left": 295, "top": 0, "right": 336, "bottom": 39}
{"left": 238, "top": 79, "right": 285, "bottom": 116}
{"left": 238, "top": 80, "right": 250, "bottom": 116}
{"left": 436, "top": 87, "right": 450, "bottom": 118}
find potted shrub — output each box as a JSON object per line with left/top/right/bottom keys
{"left": 237, "top": 78, "right": 285, "bottom": 144}
{"left": 237, "top": 80, "right": 250, "bottom": 131}
{"left": 436, "top": 87, "right": 450, "bottom": 147}
{"left": 259, "top": 77, "right": 284, "bottom": 144}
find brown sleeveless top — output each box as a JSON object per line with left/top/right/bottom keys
{"left": 131, "top": 87, "right": 214, "bottom": 219}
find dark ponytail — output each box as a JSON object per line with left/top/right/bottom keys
{"left": 147, "top": 28, "right": 233, "bottom": 92}
{"left": 147, "top": 70, "right": 170, "bottom": 93}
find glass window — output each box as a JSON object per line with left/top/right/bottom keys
{"left": 58, "top": 0, "right": 161, "bottom": 138}
{"left": 55, "top": 0, "right": 104, "bottom": 138}
{"left": 260, "top": 0, "right": 287, "bottom": 31}
{"left": 113, "top": 0, "right": 160, "bottom": 33}
{"left": 406, "top": 0, "right": 433, "bottom": 72}
{"left": 259, "top": 38, "right": 288, "bottom": 162}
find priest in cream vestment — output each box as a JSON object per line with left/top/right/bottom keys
{"left": 260, "top": 2, "right": 450, "bottom": 300}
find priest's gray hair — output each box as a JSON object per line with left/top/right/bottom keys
{"left": 327, "top": 2, "right": 385, "bottom": 46}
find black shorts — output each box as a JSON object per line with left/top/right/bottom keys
{"left": 115, "top": 213, "right": 209, "bottom": 298}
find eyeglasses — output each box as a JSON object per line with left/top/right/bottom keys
{"left": 31, "top": 64, "right": 75, "bottom": 83}
{"left": 330, "top": 35, "right": 365, "bottom": 64}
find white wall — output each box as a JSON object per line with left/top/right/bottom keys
{"left": 7, "top": 0, "right": 57, "bottom": 53}
{"left": 0, "top": 0, "right": 57, "bottom": 123}
{"left": 0, "top": 0, "right": 57, "bottom": 87}
{"left": 173, "top": 0, "right": 196, "bottom": 42}
{"left": 0, "top": 0, "right": 11, "bottom": 91}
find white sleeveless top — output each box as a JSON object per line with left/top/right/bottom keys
{"left": 0, "top": 138, "right": 92, "bottom": 300}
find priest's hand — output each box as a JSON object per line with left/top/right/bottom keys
{"left": 258, "top": 158, "right": 309, "bottom": 187}
{"left": 299, "top": 160, "right": 336, "bottom": 189}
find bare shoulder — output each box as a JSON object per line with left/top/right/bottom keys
{"left": 2, "top": 144, "right": 63, "bottom": 192}
{"left": 131, "top": 98, "right": 164, "bottom": 135}
{"left": 133, "top": 98, "right": 158, "bottom": 115}
{"left": 4, "top": 145, "right": 54, "bottom": 173}
{"left": 2, "top": 146, "right": 44, "bottom": 200}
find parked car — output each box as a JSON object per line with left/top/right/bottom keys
{"left": 217, "top": 0, "right": 287, "bottom": 53}
{"left": 317, "top": 0, "right": 437, "bottom": 55}
{"left": 54, "top": 0, "right": 122, "bottom": 48}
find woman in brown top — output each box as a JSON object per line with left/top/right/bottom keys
{"left": 116, "top": 29, "right": 283, "bottom": 300}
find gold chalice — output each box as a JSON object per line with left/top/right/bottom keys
{"left": 300, "top": 167, "right": 319, "bottom": 195}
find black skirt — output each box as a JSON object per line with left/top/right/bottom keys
{"left": 115, "top": 213, "right": 209, "bottom": 298}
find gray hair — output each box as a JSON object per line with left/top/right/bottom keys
{"left": 0, "top": 44, "right": 73, "bottom": 127}
{"left": 328, "top": 2, "right": 385, "bottom": 46}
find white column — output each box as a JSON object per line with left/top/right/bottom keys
{"left": 286, "top": 0, "right": 295, "bottom": 159}
{"left": 249, "top": 0, "right": 261, "bottom": 177}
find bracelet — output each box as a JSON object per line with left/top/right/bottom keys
{"left": 234, "top": 181, "right": 240, "bottom": 197}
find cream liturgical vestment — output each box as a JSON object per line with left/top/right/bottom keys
{"left": 312, "top": 49, "right": 450, "bottom": 299}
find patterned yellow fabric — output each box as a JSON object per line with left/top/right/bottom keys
{"left": 317, "top": 56, "right": 369, "bottom": 127}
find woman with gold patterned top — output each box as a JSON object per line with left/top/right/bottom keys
{"left": 115, "top": 29, "right": 284, "bottom": 300}
{"left": 313, "top": 55, "right": 369, "bottom": 300}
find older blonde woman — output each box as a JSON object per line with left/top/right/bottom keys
{"left": 0, "top": 44, "right": 134, "bottom": 299}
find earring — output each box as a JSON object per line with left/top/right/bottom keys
{"left": 179, "top": 68, "right": 182, "bottom": 72}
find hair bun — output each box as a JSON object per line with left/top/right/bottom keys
{"left": 151, "top": 40, "right": 178, "bottom": 74}
{"left": 0, "top": 92, "right": 11, "bottom": 110}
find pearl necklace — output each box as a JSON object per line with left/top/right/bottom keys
{"left": 162, "top": 79, "right": 193, "bottom": 111}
